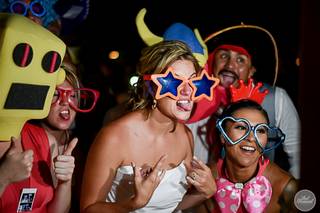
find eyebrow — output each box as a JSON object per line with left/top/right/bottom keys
{"left": 175, "top": 71, "right": 197, "bottom": 80}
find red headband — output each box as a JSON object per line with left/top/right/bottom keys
{"left": 207, "top": 44, "right": 252, "bottom": 76}
{"left": 215, "top": 44, "right": 251, "bottom": 58}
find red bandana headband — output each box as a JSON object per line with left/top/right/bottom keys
{"left": 214, "top": 44, "right": 251, "bottom": 59}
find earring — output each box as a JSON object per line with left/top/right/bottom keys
{"left": 261, "top": 155, "right": 265, "bottom": 164}
{"left": 220, "top": 146, "right": 226, "bottom": 158}
{"left": 152, "top": 99, "right": 157, "bottom": 109}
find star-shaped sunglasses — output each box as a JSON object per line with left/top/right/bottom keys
{"left": 143, "top": 67, "right": 219, "bottom": 101}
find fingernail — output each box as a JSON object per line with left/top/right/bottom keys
{"left": 131, "top": 162, "right": 135, "bottom": 168}
{"left": 158, "top": 169, "right": 164, "bottom": 176}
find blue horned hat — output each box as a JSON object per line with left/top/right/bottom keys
{"left": 136, "top": 8, "right": 208, "bottom": 67}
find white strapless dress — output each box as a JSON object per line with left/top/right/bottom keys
{"left": 106, "top": 162, "right": 188, "bottom": 213}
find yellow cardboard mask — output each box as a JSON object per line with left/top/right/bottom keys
{"left": 0, "top": 13, "right": 66, "bottom": 141}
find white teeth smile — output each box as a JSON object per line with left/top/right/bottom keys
{"left": 241, "top": 146, "right": 256, "bottom": 151}
{"left": 177, "top": 100, "right": 190, "bottom": 104}
{"left": 61, "top": 110, "right": 69, "bottom": 115}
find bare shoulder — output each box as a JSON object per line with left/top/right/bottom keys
{"left": 282, "top": 178, "right": 299, "bottom": 203}
{"left": 265, "top": 162, "right": 299, "bottom": 212}
{"left": 265, "top": 162, "right": 295, "bottom": 181}
{"left": 88, "top": 112, "right": 141, "bottom": 157}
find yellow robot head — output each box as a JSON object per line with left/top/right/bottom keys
{"left": 0, "top": 13, "right": 66, "bottom": 141}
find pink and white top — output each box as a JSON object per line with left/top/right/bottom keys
{"left": 213, "top": 158, "right": 272, "bottom": 213}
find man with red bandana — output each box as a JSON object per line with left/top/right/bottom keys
{"left": 188, "top": 26, "right": 301, "bottom": 181}
{"left": 209, "top": 44, "right": 255, "bottom": 88}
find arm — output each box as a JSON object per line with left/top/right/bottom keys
{"left": 176, "top": 128, "right": 216, "bottom": 210}
{"left": 279, "top": 178, "right": 299, "bottom": 213}
{"left": 47, "top": 138, "right": 78, "bottom": 213}
{"left": 80, "top": 126, "right": 128, "bottom": 213}
{"left": 176, "top": 157, "right": 216, "bottom": 210}
{"left": 80, "top": 125, "right": 166, "bottom": 213}
{"left": 275, "top": 87, "right": 301, "bottom": 178}
{"left": 0, "top": 138, "right": 33, "bottom": 197}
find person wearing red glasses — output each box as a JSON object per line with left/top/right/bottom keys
{"left": 0, "top": 63, "right": 100, "bottom": 212}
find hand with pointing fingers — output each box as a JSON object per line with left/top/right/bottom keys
{"left": 0, "top": 137, "right": 33, "bottom": 184}
{"left": 186, "top": 156, "right": 216, "bottom": 198}
{"left": 130, "top": 154, "right": 167, "bottom": 209}
{"left": 54, "top": 137, "right": 78, "bottom": 182}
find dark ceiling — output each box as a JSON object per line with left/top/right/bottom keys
{"left": 75, "top": 0, "right": 300, "bottom": 63}
{"left": 66, "top": 0, "right": 300, "bottom": 101}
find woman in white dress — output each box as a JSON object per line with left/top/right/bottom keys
{"left": 80, "top": 40, "right": 217, "bottom": 213}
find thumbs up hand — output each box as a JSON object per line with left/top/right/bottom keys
{"left": 54, "top": 137, "right": 78, "bottom": 182}
{"left": 0, "top": 137, "right": 33, "bottom": 184}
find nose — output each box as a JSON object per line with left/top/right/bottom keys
{"left": 225, "top": 58, "right": 236, "bottom": 70}
{"left": 179, "top": 82, "right": 192, "bottom": 97}
{"left": 246, "top": 129, "right": 256, "bottom": 143}
{"left": 59, "top": 92, "right": 69, "bottom": 105}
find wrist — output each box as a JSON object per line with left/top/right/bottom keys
{"left": 124, "top": 196, "right": 146, "bottom": 211}
{"left": 57, "top": 179, "right": 72, "bottom": 187}
{"left": 0, "top": 166, "right": 10, "bottom": 187}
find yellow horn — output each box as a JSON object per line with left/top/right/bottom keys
{"left": 136, "top": 8, "right": 163, "bottom": 46}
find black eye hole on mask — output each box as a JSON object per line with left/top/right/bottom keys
{"left": 42, "top": 51, "right": 62, "bottom": 73}
{"left": 13, "top": 43, "right": 33, "bottom": 67}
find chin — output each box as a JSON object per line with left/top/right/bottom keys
{"left": 55, "top": 122, "right": 72, "bottom": 130}
{"left": 241, "top": 157, "right": 260, "bottom": 167}
{"left": 175, "top": 113, "right": 191, "bottom": 122}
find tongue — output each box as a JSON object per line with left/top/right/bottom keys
{"left": 60, "top": 112, "right": 70, "bottom": 120}
{"left": 220, "top": 74, "right": 236, "bottom": 88}
{"left": 177, "top": 103, "right": 192, "bottom": 111}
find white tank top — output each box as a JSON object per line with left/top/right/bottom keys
{"left": 106, "top": 162, "right": 188, "bottom": 212}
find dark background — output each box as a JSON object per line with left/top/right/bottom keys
{"left": 77, "top": 0, "right": 300, "bottom": 103}
{"left": 62, "top": 0, "right": 301, "bottom": 106}
{"left": 63, "top": 0, "right": 319, "bottom": 210}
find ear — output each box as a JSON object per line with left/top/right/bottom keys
{"left": 220, "top": 135, "right": 226, "bottom": 145}
{"left": 248, "top": 66, "right": 256, "bottom": 78}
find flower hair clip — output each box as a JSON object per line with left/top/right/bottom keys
{"left": 230, "top": 78, "right": 269, "bottom": 104}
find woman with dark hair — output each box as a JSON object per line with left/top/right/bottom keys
{"left": 209, "top": 99, "right": 298, "bottom": 213}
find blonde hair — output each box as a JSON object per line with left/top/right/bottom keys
{"left": 128, "top": 40, "right": 201, "bottom": 113}
{"left": 61, "top": 60, "right": 81, "bottom": 89}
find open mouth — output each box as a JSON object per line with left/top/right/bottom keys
{"left": 240, "top": 145, "right": 256, "bottom": 153}
{"left": 4, "top": 83, "right": 49, "bottom": 109}
{"left": 177, "top": 99, "right": 192, "bottom": 111}
{"left": 60, "top": 109, "right": 71, "bottom": 120}
{"left": 219, "top": 70, "right": 238, "bottom": 88}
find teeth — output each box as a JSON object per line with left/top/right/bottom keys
{"left": 61, "top": 110, "right": 69, "bottom": 115}
{"left": 177, "top": 100, "right": 189, "bottom": 104}
{"left": 241, "top": 146, "right": 255, "bottom": 151}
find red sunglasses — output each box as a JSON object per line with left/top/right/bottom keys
{"left": 52, "top": 87, "right": 100, "bottom": 113}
